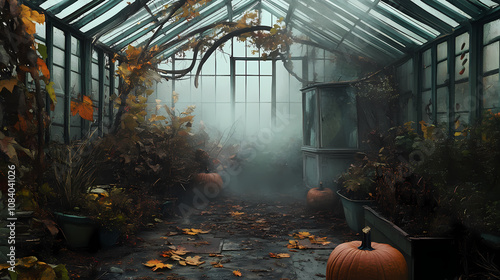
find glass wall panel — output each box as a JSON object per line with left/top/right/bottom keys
{"left": 483, "top": 42, "right": 499, "bottom": 72}
{"left": 303, "top": 90, "right": 317, "bottom": 146}
{"left": 320, "top": 87, "right": 357, "bottom": 149}
{"left": 483, "top": 74, "right": 500, "bottom": 111}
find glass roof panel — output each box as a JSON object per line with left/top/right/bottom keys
{"left": 55, "top": 0, "right": 97, "bottom": 18}
{"left": 377, "top": 1, "right": 439, "bottom": 37}
{"left": 411, "top": 0, "right": 459, "bottom": 27}
{"left": 479, "top": 0, "right": 500, "bottom": 7}
{"left": 436, "top": 0, "right": 472, "bottom": 19}
{"left": 39, "top": 0, "right": 64, "bottom": 10}
{"left": 79, "top": 1, "right": 131, "bottom": 33}
{"left": 369, "top": 10, "right": 426, "bottom": 44}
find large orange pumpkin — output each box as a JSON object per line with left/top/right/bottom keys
{"left": 195, "top": 173, "right": 223, "bottom": 191}
{"left": 306, "top": 182, "right": 335, "bottom": 210}
{"left": 326, "top": 227, "right": 408, "bottom": 279}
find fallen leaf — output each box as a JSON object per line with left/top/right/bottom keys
{"left": 233, "top": 270, "right": 242, "bottom": 277}
{"left": 230, "top": 211, "right": 245, "bottom": 216}
{"left": 209, "top": 254, "right": 224, "bottom": 257}
{"left": 182, "top": 228, "right": 210, "bottom": 235}
{"left": 185, "top": 256, "right": 205, "bottom": 266}
{"left": 143, "top": 259, "right": 172, "bottom": 271}
{"left": 269, "top": 253, "right": 290, "bottom": 258}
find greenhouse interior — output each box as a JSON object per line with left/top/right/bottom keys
{"left": 1, "top": 0, "right": 500, "bottom": 279}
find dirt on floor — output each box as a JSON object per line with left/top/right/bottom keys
{"left": 52, "top": 187, "right": 358, "bottom": 280}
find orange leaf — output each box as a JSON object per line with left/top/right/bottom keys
{"left": 37, "top": 58, "right": 50, "bottom": 79}
{"left": 70, "top": 95, "right": 94, "bottom": 121}
{"left": 233, "top": 270, "right": 242, "bottom": 277}
{"left": 185, "top": 256, "right": 204, "bottom": 266}
{"left": 0, "top": 78, "right": 18, "bottom": 93}
{"left": 14, "top": 115, "right": 28, "bottom": 132}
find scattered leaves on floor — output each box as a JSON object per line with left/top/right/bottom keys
{"left": 210, "top": 261, "right": 224, "bottom": 268}
{"left": 143, "top": 259, "right": 173, "bottom": 271}
{"left": 233, "top": 270, "right": 242, "bottom": 277}
{"left": 209, "top": 254, "right": 224, "bottom": 257}
{"left": 269, "top": 253, "right": 291, "bottom": 258}
{"left": 287, "top": 240, "right": 308, "bottom": 250}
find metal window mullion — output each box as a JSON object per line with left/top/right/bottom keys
{"left": 272, "top": 59, "right": 276, "bottom": 128}
{"left": 316, "top": 88, "right": 321, "bottom": 148}
{"left": 98, "top": 50, "right": 105, "bottom": 137}
{"left": 415, "top": 52, "right": 423, "bottom": 133}
{"left": 448, "top": 37, "right": 456, "bottom": 136}
{"left": 470, "top": 22, "right": 482, "bottom": 123}
{"left": 45, "top": 20, "right": 54, "bottom": 143}
{"left": 431, "top": 44, "right": 438, "bottom": 124}
{"left": 230, "top": 57, "right": 235, "bottom": 124}
{"left": 109, "top": 57, "right": 115, "bottom": 129}
{"left": 64, "top": 31, "right": 71, "bottom": 144}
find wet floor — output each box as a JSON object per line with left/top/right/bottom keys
{"left": 54, "top": 187, "right": 357, "bottom": 280}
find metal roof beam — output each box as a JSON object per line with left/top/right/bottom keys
{"left": 225, "top": 0, "right": 233, "bottom": 21}
{"left": 73, "top": 0, "right": 124, "bottom": 29}
{"left": 115, "top": 0, "right": 229, "bottom": 51}
{"left": 46, "top": 0, "right": 74, "bottom": 15}
{"left": 311, "top": 0, "right": 414, "bottom": 51}
{"left": 381, "top": 0, "right": 454, "bottom": 34}
{"left": 285, "top": 0, "right": 297, "bottom": 28}
{"left": 61, "top": 0, "right": 105, "bottom": 23}
{"left": 85, "top": 0, "right": 150, "bottom": 37}
{"left": 421, "top": 0, "right": 469, "bottom": 23}
{"left": 446, "top": 0, "right": 483, "bottom": 18}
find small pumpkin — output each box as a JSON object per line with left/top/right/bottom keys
{"left": 195, "top": 173, "right": 223, "bottom": 190}
{"left": 326, "top": 227, "right": 408, "bottom": 279}
{"left": 306, "top": 182, "right": 335, "bottom": 210}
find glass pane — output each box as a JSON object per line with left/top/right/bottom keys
{"left": 234, "top": 102, "right": 245, "bottom": 136}
{"left": 276, "top": 62, "right": 290, "bottom": 103}
{"left": 53, "top": 47, "right": 65, "bottom": 67}
{"left": 303, "top": 90, "right": 317, "bottom": 147}
{"left": 437, "top": 41, "right": 447, "bottom": 61}
{"left": 247, "top": 61, "right": 259, "bottom": 75}
{"left": 260, "top": 103, "right": 272, "bottom": 129}
{"left": 202, "top": 54, "right": 215, "bottom": 75}
{"left": 50, "top": 125, "right": 64, "bottom": 143}
{"left": 422, "top": 66, "right": 431, "bottom": 89}
{"left": 236, "top": 60, "right": 245, "bottom": 75}
{"left": 421, "top": 90, "right": 433, "bottom": 123}
{"left": 91, "top": 79, "right": 98, "bottom": 100}
{"left": 483, "top": 42, "right": 499, "bottom": 72}
{"left": 422, "top": 49, "right": 432, "bottom": 67}
{"left": 70, "top": 72, "right": 81, "bottom": 98}
{"left": 483, "top": 74, "right": 500, "bottom": 110}
{"left": 233, "top": 39, "right": 245, "bottom": 57}
{"left": 71, "top": 54, "right": 80, "bottom": 72}
{"left": 246, "top": 76, "right": 259, "bottom": 102}
{"left": 216, "top": 103, "right": 232, "bottom": 130}
{"left": 215, "top": 51, "right": 230, "bottom": 75}
{"left": 246, "top": 103, "right": 259, "bottom": 135}
{"left": 53, "top": 27, "right": 65, "bottom": 49}
{"left": 455, "top": 32, "right": 469, "bottom": 55}
{"left": 36, "top": 22, "right": 46, "bottom": 38}
{"left": 484, "top": 19, "right": 500, "bottom": 45}
{"left": 216, "top": 76, "right": 230, "bottom": 102}
{"left": 202, "top": 77, "right": 216, "bottom": 102}
{"left": 455, "top": 52, "right": 470, "bottom": 80}
{"left": 436, "top": 87, "right": 449, "bottom": 125}
{"left": 235, "top": 76, "right": 245, "bottom": 102}
{"left": 202, "top": 103, "right": 216, "bottom": 127}
{"left": 71, "top": 36, "right": 80, "bottom": 55}
{"left": 260, "top": 61, "right": 272, "bottom": 75}
{"left": 437, "top": 61, "right": 448, "bottom": 85}
{"left": 454, "top": 82, "right": 470, "bottom": 129}
{"left": 52, "top": 66, "right": 65, "bottom": 92}
{"left": 52, "top": 96, "right": 65, "bottom": 124}
{"left": 260, "top": 76, "right": 272, "bottom": 103}
{"left": 176, "top": 79, "right": 191, "bottom": 103}
{"left": 320, "top": 87, "right": 357, "bottom": 149}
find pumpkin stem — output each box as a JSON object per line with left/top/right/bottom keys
{"left": 358, "top": 226, "right": 374, "bottom": 251}
{"left": 319, "top": 182, "right": 324, "bottom": 190}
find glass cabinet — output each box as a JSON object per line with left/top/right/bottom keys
{"left": 302, "top": 82, "right": 359, "bottom": 191}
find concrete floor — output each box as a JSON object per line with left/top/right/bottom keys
{"left": 55, "top": 187, "right": 357, "bottom": 280}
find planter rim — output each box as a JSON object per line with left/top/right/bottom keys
{"left": 363, "top": 205, "right": 454, "bottom": 240}
{"left": 336, "top": 190, "right": 375, "bottom": 203}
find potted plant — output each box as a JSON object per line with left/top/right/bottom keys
{"left": 336, "top": 155, "right": 377, "bottom": 233}
{"left": 85, "top": 186, "right": 135, "bottom": 248}
{"left": 45, "top": 136, "right": 101, "bottom": 249}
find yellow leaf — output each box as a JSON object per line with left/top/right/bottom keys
{"left": 233, "top": 270, "right": 242, "bottom": 277}
{"left": 45, "top": 82, "right": 57, "bottom": 105}
{"left": 230, "top": 211, "right": 245, "bottom": 216}
{"left": 269, "top": 253, "right": 290, "bottom": 258}
{"left": 454, "top": 131, "right": 462, "bottom": 137}
{"left": 0, "top": 78, "right": 18, "bottom": 93}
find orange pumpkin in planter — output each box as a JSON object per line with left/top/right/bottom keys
{"left": 195, "top": 173, "right": 223, "bottom": 191}
{"left": 306, "top": 182, "right": 335, "bottom": 210}
{"left": 326, "top": 227, "right": 408, "bottom": 279}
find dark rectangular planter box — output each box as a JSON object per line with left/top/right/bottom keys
{"left": 363, "top": 206, "right": 458, "bottom": 280}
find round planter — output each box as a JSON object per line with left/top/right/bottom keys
{"left": 336, "top": 190, "right": 375, "bottom": 233}
{"left": 54, "top": 212, "right": 97, "bottom": 249}
{"left": 99, "top": 228, "right": 121, "bottom": 248}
